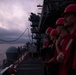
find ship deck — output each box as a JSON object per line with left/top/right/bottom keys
{"left": 16, "top": 57, "right": 44, "bottom": 75}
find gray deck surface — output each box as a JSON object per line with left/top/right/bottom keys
{"left": 16, "top": 57, "right": 44, "bottom": 75}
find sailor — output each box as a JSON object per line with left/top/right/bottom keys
{"left": 57, "top": 4, "right": 76, "bottom": 75}
{"left": 41, "top": 27, "right": 53, "bottom": 61}
{"left": 41, "top": 27, "right": 53, "bottom": 75}
{"left": 55, "top": 18, "right": 69, "bottom": 62}
{"left": 43, "top": 29, "right": 59, "bottom": 75}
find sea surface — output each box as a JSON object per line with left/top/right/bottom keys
{"left": 0, "top": 43, "right": 24, "bottom": 70}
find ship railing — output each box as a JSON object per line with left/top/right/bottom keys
{"left": 0, "top": 51, "right": 28, "bottom": 75}
{"left": 0, "top": 64, "right": 13, "bottom": 75}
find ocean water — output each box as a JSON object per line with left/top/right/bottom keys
{"left": 0, "top": 43, "right": 24, "bottom": 69}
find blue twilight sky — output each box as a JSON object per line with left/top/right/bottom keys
{"left": 0, "top": 0, "right": 43, "bottom": 43}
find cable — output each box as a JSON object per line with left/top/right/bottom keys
{"left": 0, "top": 28, "right": 28, "bottom": 42}
{"left": 27, "top": 28, "right": 32, "bottom": 42}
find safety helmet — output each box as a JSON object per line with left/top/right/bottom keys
{"left": 50, "top": 29, "right": 58, "bottom": 36}
{"left": 63, "top": 4, "right": 76, "bottom": 15}
{"left": 55, "top": 18, "right": 64, "bottom": 26}
{"left": 46, "top": 27, "right": 53, "bottom": 33}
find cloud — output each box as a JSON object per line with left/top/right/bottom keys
{"left": 0, "top": 0, "right": 43, "bottom": 43}
{"left": 0, "top": 27, "right": 31, "bottom": 43}
{"left": 0, "top": 2, "right": 29, "bottom": 30}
